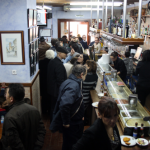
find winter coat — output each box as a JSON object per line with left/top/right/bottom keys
{"left": 123, "top": 57, "right": 133, "bottom": 75}
{"left": 47, "top": 57, "right": 67, "bottom": 97}
{"left": 1, "top": 100, "right": 46, "bottom": 150}
{"left": 80, "top": 40, "right": 88, "bottom": 50}
{"left": 72, "top": 119, "right": 121, "bottom": 150}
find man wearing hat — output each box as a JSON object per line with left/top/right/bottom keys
{"left": 39, "top": 36, "right": 50, "bottom": 61}
{"left": 47, "top": 46, "right": 68, "bottom": 121}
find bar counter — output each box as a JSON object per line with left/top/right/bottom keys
{"left": 90, "top": 64, "right": 150, "bottom": 149}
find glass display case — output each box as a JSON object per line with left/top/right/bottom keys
{"left": 97, "top": 63, "right": 150, "bottom": 129}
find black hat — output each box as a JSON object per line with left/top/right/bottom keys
{"left": 56, "top": 46, "right": 69, "bottom": 54}
{"left": 40, "top": 36, "right": 45, "bottom": 42}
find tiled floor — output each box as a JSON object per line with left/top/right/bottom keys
{"left": 42, "top": 115, "right": 89, "bottom": 150}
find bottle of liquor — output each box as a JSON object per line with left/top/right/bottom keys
{"left": 140, "top": 123, "right": 144, "bottom": 138}
{"left": 133, "top": 122, "right": 138, "bottom": 139}
{"left": 127, "top": 79, "right": 130, "bottom": 89}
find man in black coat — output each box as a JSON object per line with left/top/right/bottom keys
{"left": 47, "top": 46, "right": 68, "bottom": 121}
{"left": 80, "top": 35, "right": 88, "bottom": 50}
{"left": 50, "top": 65, "right": 87, "bottom": 150}
{"left": 1, "top": 84, "right": 46, "bottom": 150}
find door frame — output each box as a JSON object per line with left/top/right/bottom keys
{"left": 58, "top": 19, "right": 90, "bottom": 45}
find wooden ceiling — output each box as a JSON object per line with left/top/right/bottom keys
{"left": 36, "top": 0, "right": 146, "bottom": 6}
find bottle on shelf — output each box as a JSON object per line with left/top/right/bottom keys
{"left": 145, "top": 26, "right": 147, "bottom": 35}
{"left": 100, "top": 81, "right": 104, "bottom": 93}
{"left": 127, "top": 79, "right": 130, "bottom": 89}
{"left": 133, "top": 122, "right": 138, "bottom": 139}
{"left": 140, "top": 123, "right": 144, "bottom": 138}
{"left": 142, "top": 25, "right": 145, "bottom": 35}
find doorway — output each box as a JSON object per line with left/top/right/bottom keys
{"left": 58, "top": 19, "right": 90, "bottom": 45}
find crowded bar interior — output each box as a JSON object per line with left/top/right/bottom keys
{"left": 1, "top": 0, "right": 150, "bottom": 149}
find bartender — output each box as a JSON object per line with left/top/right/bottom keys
{"left": 136, "top": 50, "right": 150, "bottom": 106}
{"left": 89, "top": 37, "right": 101, "bottom": 54}
{"left": 110, "top": 52, "right": 127, "bottom": 81}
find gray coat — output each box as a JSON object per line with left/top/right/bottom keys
{"left": 123, "top": 57, "right": 133, "bottom": 75}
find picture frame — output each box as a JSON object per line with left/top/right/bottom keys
{"left": 36, "top": 26, "right": 39, "bottom": 38}
{"left": 35, "top": 39, "right": 39, "bottom": 51}
{"left": 40, "top": 29, "right": 51, "bottom": 37}
{"left": 30, "top": 56, "right": 34, "bottom": 76}
{"left": 29, "top": 43, "right": 34, "bottom": 58}
{"left": 32, "top": 27, "right": 36, "bottom": 41}
{"left": 0, "top": 31, "right": 25, "bottom": 65}
{"left": 33, "top": 10, "right": 37, "bottom": 26}
{"left": 28, "top": 9, "right": 33, "bottom": 27}
{"left": 28, "top": 28, "right": 33, "bottom": 44}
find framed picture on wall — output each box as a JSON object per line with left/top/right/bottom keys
{"left": 28, "top": 9, "right": 33, "bottom": 27}
{"left": 30, "top": 56, "right": 34, "bottom": 76}
{"left": 36, "top": 26, "right": 39, "bottom": 38}
{"left": 28, "top": 28, "right": 33, "bottom": 44}
{"left": 32, "top": 27, "right": 36, "bottom": 41}
{"left": 33, "top": 10, "right": 37, "bottom": 26}
{"left": 0, "top": 31, "right": 25, "bottom": 65}
{"left": 29, "top": 43, "right": 34, "bottom": 58}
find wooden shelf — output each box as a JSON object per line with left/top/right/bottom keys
{"left": 101, "top": 31, "right": 144, "bottom": 45}
{"left": 141, "top": 34, "right": 150, "bottom": 38}
{"left": 130, "top": 15, "right": 150, "bottom": 23}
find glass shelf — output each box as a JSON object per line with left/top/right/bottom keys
{"left": 97, "top": 63, "right": 150, "bottom": 128}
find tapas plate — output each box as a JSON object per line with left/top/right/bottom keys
{"left": 92, "top": 102, "right": 98, "bottom": 108}
{"left": 120, "top": 135, "right": 136, "bottom": 146}
{"left": 136, "top": 138, "right": 149, "bottom": 146}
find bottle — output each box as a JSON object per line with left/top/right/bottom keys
{"left": 100, "top": 81, "right": 104, "bottom": 93}
{"left": 145, "top": 26, "right": 147, "bottom": 35}
{"left": 127, "top": 79, "right": 130, "bottom": 89}
{"left": 133, "top": 122, "right": 138, "bottom": 139}
{"left": 140, "top": 123, "right": 144, "bottom": 138}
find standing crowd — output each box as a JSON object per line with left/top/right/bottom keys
{"left": 0, "top": 33, "right": 150, "bottom": 150}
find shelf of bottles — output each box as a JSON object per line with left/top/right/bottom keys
{"left": 97, "top": 63, "right": 150, "bottom": 133}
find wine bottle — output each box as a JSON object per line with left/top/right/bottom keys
{"left": 133, "top": 122, "right": 138, "bottom": 139}
{"left": 140, "top": 123, "right": 144, "bottom": 138}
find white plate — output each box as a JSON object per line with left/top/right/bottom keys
{"left": 92, "top": 102, "right": 98, "bottom": 108}
{"left": 120, "top": 135, "right": 136, "bottom": 146}
{"left": 136, "top": 138, "right": 149, "bottom": 146}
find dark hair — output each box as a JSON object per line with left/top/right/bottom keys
{"left": 62, "top": 35, "right": 67, "bottom": 39}
{"left": 72, "top": 43, "right": 79, "bottom": 52}
{"left": 69, "top": 41, "right": 74, "bottom": 47}
{"left": 55, "top": 41, "right": 61, "bottom": 50}
{"left": 111, "top": 52, "right": 118, "bottom": 58}
{"left": 125, "top": 52, "right": 130, "bottom": 58}
{"left": 83, "top": 54, "right": 90, "bottom": 65}
{"left": 75, "top": 54, "right": 80, "bottom": 57}
{"left": 8, "top": 84, "right": 25, "bottom": 101}
{"left": 72, "top": 64, "right": 86, "bottom": 77}
{"left": 24, "top": 98, "right": 31, "bottom": 104}
{"left": 51, "top": 38, "right": 58, "bottom": 46}
{"left": 78, "top": 37, "right": 82, "bottom": 42}
{"left": 98, "top": 97, "right": 120, "bottom": 118}
{"left": 70, "top": 57, "right": 78, "bottom": 65}
{"left": 0, "top": 96, "right": 6, "bottom": 105}
{"left": 142, "top": 50, "right": 150, "bottom": 62}
{"left": 59, "top": 38, "right": 63, "bottom": 42}
{"left": 86, "top": 60, "right": 97, "bottom": 73}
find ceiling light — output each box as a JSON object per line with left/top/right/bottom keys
{"left": 70, "top": 8, "right": 102, "bottom": 11}
{"left": 36, "top": 5, "right": 52, "bottom": 10}
{"left": 70, "top": 2, "right": 122, "bottom": 6}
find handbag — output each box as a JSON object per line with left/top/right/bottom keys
{"left": 50, "top": 82, "right": 83, "bottom": 133}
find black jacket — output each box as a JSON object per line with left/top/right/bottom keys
{"left": 1, "top": 101, "right": 46, "bottom": 150}
{"left": 136, "top": 61, "right": 150, "bottom": 88}
{"left": 72, "top": 119, "right": 121, "bottom": 150}
{"left": 80, "top": 40, "right": 88, "bottom": 50}
{"left": 47, "top": 57, "right": 67, "bottom": 97}
{"left": 114, "top": 57, "right": 127, "bottom": 80}
{"left": 39, "top": 58, "right": 51, "bottom": 96}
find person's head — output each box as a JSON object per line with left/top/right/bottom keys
{"left": 69, "top": 41, "right": 74, "bottom": 48}
{"left": 6, "top": 84, "right": 25, "bottom": 106}
{"left": 142, "top": 50, "right": 150, "bottom": 62}
{"left": 71, "top": 36, "right": 76, "bottom": 42}
{"left": 125, "top": 52, "right": 130, "bottom": 58}
{"left": 70, "top": 57, "right": 78, "bottom": 65}
{"left": 78, "top": 37, "right": 82, "bottom": 43}
{"left": 62, "top": 35, "right": 67, "bottom": 39}
{"left": 51, "top": 38, "right": 59, "bottom": 47}
{"left": 40, "top": 36, "right": 45, "bottom": 43}
{"left": 85, "top": 60, "right": 97, "bottom": 74}
{"left": 82, "top": 35, "right": 86, "bottom": 41}
{"left": 0, "top": 96, "right": 7, "bottom": 108}
{"left": 110, "top": 52, "right": 118, "bottom": 62}
{"left": 72, "top": 64, "right": 87, "bottom": 81}
{"left": 77, "top": 34, "right": 81, "bottom": 38}
{"left": 59, "top": 38, "right": 63, "bottom": 46}
{"left": 77, "top": 54, "right": 90, "bottom": 65}
{"left": 56, "top": 46, "right": 69, "bottom": 59}
{"left": 95, "top": 37, "right": 99, "bottom": 44}
{"left": 24, "top": 98, "right": 31, "bottom": 105}
{"left": 98, "top": 97, "right": 120, "bottom": 128}
{"left": 71, "top": 43, "right": 79, "bottom": 52}
{"left": 45, "top": 50, "right": 55, "bottom": 59}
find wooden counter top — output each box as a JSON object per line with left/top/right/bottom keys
{"left": 90, "top": 90, "right": 150, "bottom": 150}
